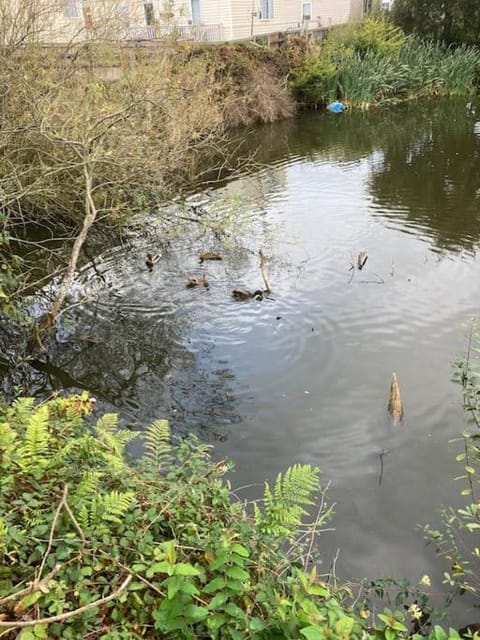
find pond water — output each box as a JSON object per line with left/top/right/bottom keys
{"left": 36, "top": 98, "right": 480, "bottom": 622}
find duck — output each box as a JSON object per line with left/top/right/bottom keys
{"left": 232, "top": 289, "right": 264, "bottom": 301}
{"left": 357, "top": 249, "right": 368, "bottom": 270}
{"left": 146, "top": 253, "right": 161, "bottom": 271}
{"left": 186, "top": 272, "right": 209, "bottom": 288}
{"left": 199, "top": 251, "right": 222, "bottom": 263}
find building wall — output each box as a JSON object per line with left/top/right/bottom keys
{"left": 7, "top": 0, "right": 363, "bottom": 44}
{"left": 312, "top": 0, "right": 362, "bottom": 27}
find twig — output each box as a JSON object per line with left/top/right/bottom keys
{"left": 259, "top": 248, "right": 271, "bottom": 293}
{"left": 0, "top": 575, "right": 132, "bottom": 630}
{"left": 378, "top": 449, "right": 390, "bottom": 486}
{"left": 0, "top": 564, "right": 62, "bottom": 607}
{"left": 38, "top": 486, "right": 68, "bottom": 580}
{"left": 327, "top": 548, "right": 340, "bottom": 590}
{"left": 63, "top": 500, "right": 87, "bottom": 544}
{"left": 359, "top": 272, "right": 384, "bottom": 284}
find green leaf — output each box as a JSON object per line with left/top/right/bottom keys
{"left": 204, "top": 576, "right": 226, "bottom": 593}
{"left": 334, "top": 616, "right": 355, "bottom": 639}
{"left": 33, "top": 624, "right": 48, "bottom": 639}
{"left": 224, "top": 602, "right": 245, "bottom": 620}
{"left": 207, "top": 592, "right": 229, "bottom": 609}
{"left": 385, "top": 628, "right": 395, "bottom": 640}
{"left": 300, "top": 625, "right": 325, "bottom": 640}
{"left": 146, "top": 561, "right": 173, "bottom": 577}
{"left": 173, "top": 563, "right": 201, "bottom": 576}
{"left": 226, "top": 565, "right": 249, "bottom": 581}
{"left": 231, "top": 543, "right": 249, "bottom": 557}
{"left": 207, "top": 613, "right": 228, "bottom": 632}
{"left": 307, "top": 583, "right": 330, "bottom": 597}
{"left": 184, "top": 604, "right": 209, "bottom": 621}
{"left": 249, "top": 617, "right": 267, "bottom": 632}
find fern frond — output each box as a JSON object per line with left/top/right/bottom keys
{"left": 74, "top": 471, "right": 103, "bottom": 501}
{"left": 114, "top": 429, "right": 140, "bottom": 447}
{"left": 95, "top": 415, "right": 138, "bottom": 463}
{"left": 11, "top": 397, "right": 34, "bottom": 423}
{"left": 144, "top": 419, "right": 172, "bottom": 469}
{"left": 260, "top": 464, "right": 320, "bottom": 536}
{"left": 91, "top": 490, "right": 135, "bottom": 524}
{"left": 16, "top": 405, "right": 51, "bottom": 473}
{"left": 96, "top": 413, "right": 118, "bottom": 435}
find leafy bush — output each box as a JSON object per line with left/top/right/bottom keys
{"left": 0, "top": 395, "right": 465, "bottom": 639}
{"left": 423, "top": 319, "right": 480, "bottom": 601}
{"left": 0, "top": 394, "right": 343, "bottom": 639}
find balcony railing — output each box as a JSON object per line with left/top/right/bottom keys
{"left": 156, "top": 23, "right": 224, "bottom": 42}
{"left": 124, "top": 26, "right": 156, "bottom": 40}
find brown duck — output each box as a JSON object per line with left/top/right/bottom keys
{"left": 388, "top": 372, "right": 403, "bottom": 424}
{"left": 232, "top": 289, "right": 264, "bottom": 301}
{"left": 146, "top": 253, "right": 161, "bottom": 271}
{"left": 199, "top": 251, "right": 222, "bottom": 263}
{"left": 186, "top": 272, "right": 209, "bottom": 288}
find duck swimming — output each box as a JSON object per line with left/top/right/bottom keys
{"left": 199, "top": 251, "right": 222, "bottom": 263}
{"left": 146, "top": 253, "right": 161, "bottom": 271}
{"left": 232, "top": 289, "right": 263, "bottom": 301}
{"left": 186, "top": 272, "right": 209, "bottom": 288}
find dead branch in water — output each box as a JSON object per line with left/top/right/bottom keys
{"left": 388, "top": 372, "right": 403, "bottom": 424}
{"left": 259, "top": 248, "right": 271, "bottom": 293}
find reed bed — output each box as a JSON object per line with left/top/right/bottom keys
{"left": 290, "top": 20, "right": 480, "bottom": 109}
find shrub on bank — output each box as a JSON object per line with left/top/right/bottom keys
{"left": 0, "top": 394, "right": 463, "bottom": 639}
{"left": 289, "top": 18, "right": 480, "bottom": 108}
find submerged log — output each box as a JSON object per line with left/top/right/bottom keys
{"left": 388, "top": 372, "right": 403, "bottom": 424}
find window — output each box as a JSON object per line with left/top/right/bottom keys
{"left": 63, "top": 0, "right": 79, "bottom": 18}
{"left": 259, "top": 0, "right": 273, "bottom": 20}
{"left": 302, "top": 2, "right": 312, "bottom": 20}
{"left": 144, "top": 2, "right": 155, "bottom": 25}
{"left": 191, "top": 0, "right": 201, "bottom": 24}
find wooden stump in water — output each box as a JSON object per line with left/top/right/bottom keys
{"left": 388, "top": 372, "right": 403, "bottom": 424}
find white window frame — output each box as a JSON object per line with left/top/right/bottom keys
{"left": 63, "top": 0, "right": 79, "bottom": 18}
{"left": 302, "top": 2, "right": 312, "bottom": 21}
{"left": 259, "top": 0, "right": 274, "bottom": 20}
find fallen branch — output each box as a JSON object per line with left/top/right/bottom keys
{"left": 259, "top": 248, "right": 271, "bottom": 293}
{"left": 0, "top": 564, "right": 62, "bottom": 608}
{"left": 0, "top": 575, "right": 132, "bottom": 630}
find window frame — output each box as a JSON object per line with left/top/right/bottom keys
{"left": 301, "top": 2, "right": 312, "bottom": 21}
{"left": 259, "top": 0, "right": 274, "bottom": 20}
{"left": 63, "top": 0, "right": 80, "bottom": 19}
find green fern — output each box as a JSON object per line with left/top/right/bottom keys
{"left": 95, "top": 414, "right": 139, "bottom": 471}
{"left": 91, "top": 490, "right": 135, "bottom": 524}
{"left": 255, "top": 464, "right": 320, "bottom": 537}
{"left": 10, "top": 397, "right": 35, "bottom": 424}
{"left": 144, "top": 419, "right": 172, "bottom": 469}
{"left": 73, "top": 471, "right": 103, "bottom": 501}
{"left": 16, "top": 405, "right": 51, "bottom": 475}
{"left": 77, "top": 489, "right": 134, "bottom": 530}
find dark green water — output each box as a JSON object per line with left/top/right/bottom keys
{"left": 35, "top": 98, "right": 480, "bottom": 622}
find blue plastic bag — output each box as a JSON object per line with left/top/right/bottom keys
{"left": 326, "top": 101, "right": 345, "bottom": 113}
